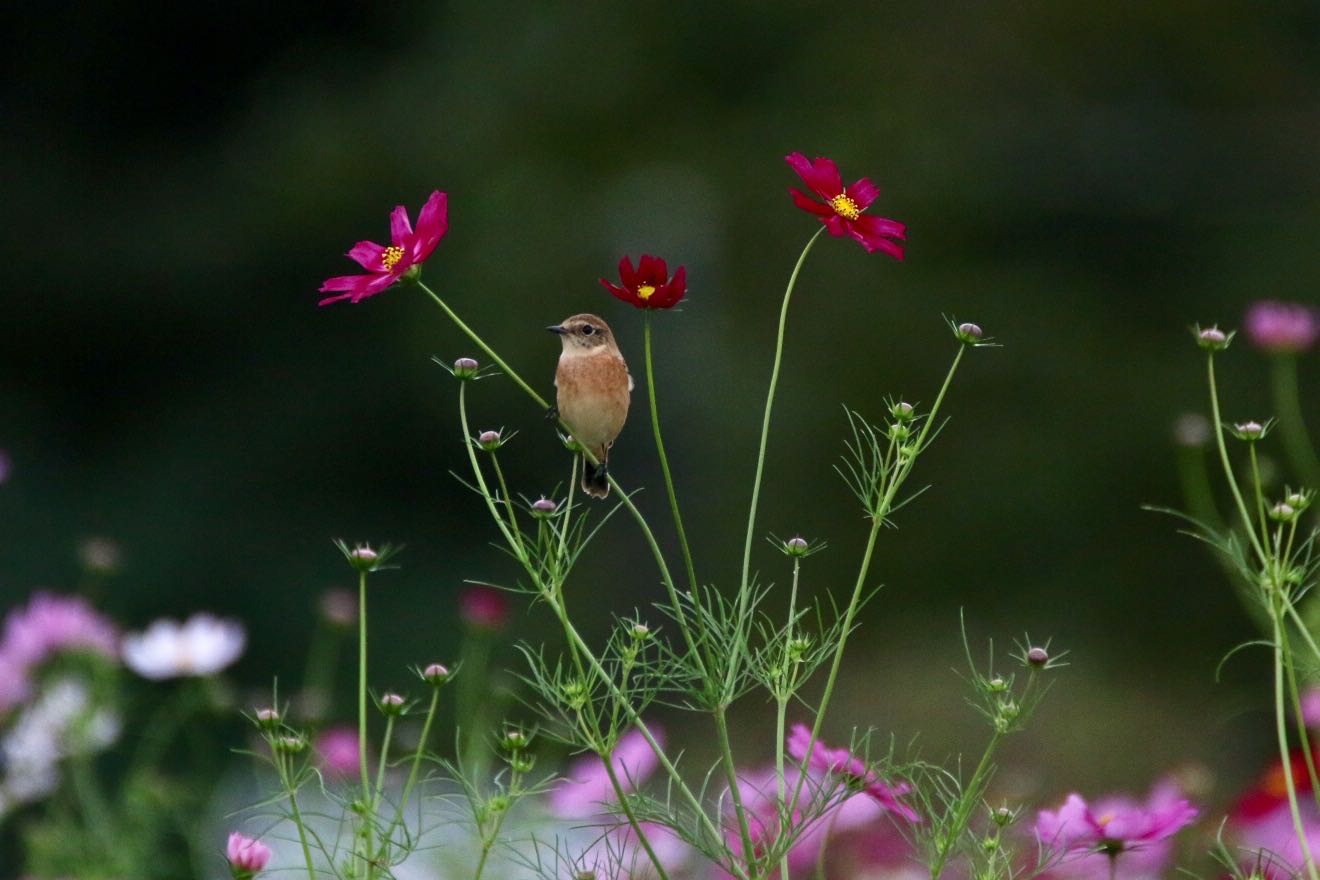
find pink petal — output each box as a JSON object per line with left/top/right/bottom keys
{"left": 348, "top": 240, "right": 389, "bottom": 272}
{"left": 319, "top": 273, "right": 377, "bottom": 293}
{"left": 848, "top": 215, "right": 907, "bottom": 260}
{"left": 847, "top": 178, "right": 880, "bottom": 209}
{"left": 410, "top": 191, "right": 449, "bottom": 264}
{"left": 785, "top": 153, "right": 843, "bottom": 199}
{"left": 389, "top": 205, "right": 413, "bottom": 246}
{"left": 789, "top": 188, "right": 833, "bottom": 217}
{"left": 318, "top": 272, "right": 396, "bottom": 305}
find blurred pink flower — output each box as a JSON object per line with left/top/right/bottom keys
{"left": 1245, "top": 300, "right": 1320, "bottom": 354}
{"left": 785, "top": 152, "right": 906, "bottom": 258}
{"left": 1301, "top": 687, "right": 1320, "bottom": 729}
{"left": 121, "top": 613, "right": 245, "bottom": 680}
{"left": 314, "top": 725, "right": 362, "bottom": 779}
{"left": 226, "top": 831, "right": 272, "bottom": 876}
{"left": 318, "top": 190, "right": 448, "bottom": 306}
{"left": 0, "top": 592, "right": 118, "bottom": 671}
{"left": 1035, "top": 780, "right": 1198, "bottom": 879}
{"left": 459, "top": 585, "right": 510, "bottom": 631}
{"left": 318, "top": 588, "right": 357, "bottom": 628}
{"left": 787, "top": 723, "right": 918, "bottom": 821}
{"left": 550, "top": 726, "right": 660, "bottom": 818}
{"left": 1231, "top": 801, "right": 1320, "bottom": 880}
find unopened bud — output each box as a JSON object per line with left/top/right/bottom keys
{"left": 785, "top": 536, "right": 810, "bottom": 557}
{"left": 1195, "top": 325, "right": 1232, "bottom": 351}
{"left": 378, "top": 693, "right": 406, "bottom": 716}
{"left": 1232, "top": 421, "right": 1265, "bottom": 441}
{"left": 888, "top": 423, "right": 910, "bottom": 442}
{"left": 1026, "top": 646, "right": 1049, "bottom": 668}
{"left": 1287, "top": 491, "right": 1313, "bottom": 511}
{"left": 422, "top": 663, "right": 451, "bottom": 686}
{"left": 255, "top": 707, "right": 281, "bottom": 730}
{"left": 562, "top": 679, "right": 588, "bottom": 710}
{"left": 275, "top": 734, "right": 308, "bottom": 754}
{"left": 530, "top": 496, "right": 559, "bottom": 518}
{"left": 891, "top": 401, "right": 915, "bottom": 422}
{"left": 987, "top": 676, "right": 1008, "bottom": 693}
{"left": 630, "top": 623, "right": 651, "bottom": 640}
{"left": 1270, "top": 503, "right": 1298, "bottom": 523}
{"left": 347, "top": 545, "right": 379, "bottom": 572}
{"left": 508, "top": 751, "right": 536, "bottom": 773}
{"left": 501, "top": 729, "right": 530, "bottom": 751}
{"left": 992, "top": 806, "right": 1016, "bottom": 827}
{"left": 452, "top": 357, "right": 479, "bottom": 379}
{"left": 477, "top": 430, "right": 504, "bottom": 451}
{"left": 955, "top": 322, "right": 983, "bottom": 343}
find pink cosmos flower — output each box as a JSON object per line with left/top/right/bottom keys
{"left": 785, "top": 153, "right": 906, "bottom": 258}
{"left": 226, "top": 831, "right": 272, "bottom": 876}
{"left": 1244, "top": 300, "right": 1320, "bottom": 354}
{"left": 318, "top": 190, "right": 448, "bottom": 306}
{"left": 0, "top": 592, "right": 118, "bottom": 671}
{"left": 550, "top": 726, "right": 660, "bottom": 819}
{"left": 1035, "top": 780, "right": 1198, "bottom": 879}
{"left": 459, "top": 585, "right": 510, "bottom": 632}
{"left": 599, "top": 255, "right": 687, "bottom": 310}
{"left": 314, "top": 725, "right": 362, "bottom": 779}
{"left": 787, "top": 723, "right": 918, "bottom": 822}
{"left": 1230, "top": 801, "right": 1320, "bottom": 880}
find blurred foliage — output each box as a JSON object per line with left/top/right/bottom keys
{"left": 4, "top": 0, "right": 1320, "bottom": 855}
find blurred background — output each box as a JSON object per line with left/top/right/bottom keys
{"left": 3, "top": 0, "right": 1319, "bottom": 839}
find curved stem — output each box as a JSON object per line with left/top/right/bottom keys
{"left": 730, "top": 228, "right": 825, "bottom": 695}
{"left": 379, "top": 687, "right": 441, "bottom": 862}
{"left": 1273, "top": 605, "right": 1320, "bottom": 880}
{"left": 643, "top": 313, "right": 699, "bottom": 598}
{"left": 1206, "top": 353, "right": 1269, "bottom": 567}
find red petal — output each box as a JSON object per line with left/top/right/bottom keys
{"left": 600, "top": 278, "right": 640, "bottom": 306}
{"left": 411, "top": 191, "right": 449, "bottom": 263}
{"left": 638, "top": 254, "right": 668, "bottom": 286}
{"left": 318, "top": 272, "right": 398, "bottom": 304}
{"left": 789, "top": 188, "right": 833, "bottom": 217}
{"left": 848, "top": 215, "right": 906, "bottom": 259}
{"left": 847, "top": 178, "right": 880, "bottom": 210}
{"left": 347, "top": 240, "right": 388, "bottom": 271}
{"left": 389, "top": 205, "right": 413, "bottom": 246}
{"left": 319, "top": 273, "right": 376, "bottom": 292}
{"left": 854, "top": 213, "right": 907, "bottom": 240}
{"left": 785, "top": 153, "right": 842, "bottom": 198}
{"left": 617, "top": 256, "right": 639, "bottom": 289}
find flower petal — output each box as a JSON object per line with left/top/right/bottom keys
{"left": 785, "top": 152, "right": 842, "bottom": 199}
{"left": 848, "top": 215, "right": 907, "bottom": 259}
{"left": 847, "top": 178, "right": 880, "bottom": 210}
{"left": 319, "top": 273, "right": 376, "bottom": 293}
{"left": 600, "top": 278, "right": 640, "bottom": 307}
{"left": 789, "top": 188, "right": 833, "bottom": 217}
{"left": 318, "top": 272, "right": 396, "bottom": 305}
{"left": 347, "top": 240, "right": 388, "bottom": 272}
{"left": 617, "top": 256, "right": 639, "bottom": 289}
{"left": 389, "top": 205, "right": 413, "bottom": 246}
{"left": 410, "top": 191, "right": 449, "bottom": 264}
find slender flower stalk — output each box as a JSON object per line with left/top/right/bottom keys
{"left": 378, "top": 687, "right": 441, "bottom": 861}
{"left": 272, "top": 742, "right": 317, "bottom": 879}
{"left": 1273, "top": 607, "right": 1320, "bottom": 880}
{"left": 774, "top": 554, "right": 804, "bottom": 880}
{"left": 1206, "top": 353, "right": 1270, "bottom": 567}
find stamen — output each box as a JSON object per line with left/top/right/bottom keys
{"left": 637, "top": 284, "right": 656, "bottom": 301}
{"left": 381, "top": 245, "right": 405, "bottom": 271}
{"left": 829, "top": 193, "right": 862, "bottom": 221}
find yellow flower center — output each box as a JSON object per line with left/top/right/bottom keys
{"left": 381, "top": 245, "right": 405, "bottom": 271}
{"left": 1097, "top": 812, "right": 1115, "bottom": 827}
{"left": 637, "top": 284, "right": 657, "bottom": 301}
{"left": 829, "top": 193, "right": 862, "bottom": 220}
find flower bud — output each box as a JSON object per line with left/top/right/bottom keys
{"left": 1269, "top": 503, "right": 1298, "bottom": 523}
{"left": 891, "top": 401, "right": 916, "bottom": 422}
{"left": 530, "top": 496, "right": 559, "bottom": 518}
{"left": 452, "top": 357, "right": 479, "bottom": 379}
{"left": 255, "top": 707, "right": 281, "bottom": 730}
{"left": 784, "top": 536, "right": 810, "bottom": 557}
{"left": 347, "top": 544, "right": 379, "bottom": 572}
{"left": 888, "top": 422, "right": 911, "bottom": 442}
{"left": 227, "top": 832, "right": 272, "bottom": 878}
{"left": 562, "top": 679, "right": 588, "bottom": 710}
{"left": 788, "top": 635, "right": 812, "bottom": 661}
{"left": 987, "top": 676, "right": 1008, "bottom": 693}
{"left": 275, "top": 734, "right": 308, "bottom": 754}
{"left": 1026, "top": 646, "right": 1049, "bottom": 668}
{"left": 508, "top": 751, "right": 536, "bottom": 773}
{"left": 558, "top": 432, "right": 582, "bottom": 453}
{"left": 630, "top": 623, "right": 651, "bottom": 640}
{"left": 955, "top": 322, "right": 983, "bottom": 343}
{"left": 992, "top": 805, "right": 1016, "bottom": 827}
{"left": 378, "top": 693, "right": 406, "bottom": 716}
{"left": 1286, "top": 491, "right": 1313, "bottom": 511}
{"left": 487, "top": 793, "right": 510, "bottom": 814}
{"left": 422, "top": 663, "right": 451, "bottom": 686}
{"left": 1232, "top": 421, "right": 1265, "bottom": 441}
{"left": 477, "top": 430, "right": 504, "bottom": 451}
{"left": 501, "top": 728, "right": 530, "bottom": 751}
{"left": 1194, "top": 325, "right": 1233, "bottom": 351}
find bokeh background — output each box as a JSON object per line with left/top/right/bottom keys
{"left": 4, "top": 0, "right": 1319, "bottom": 847}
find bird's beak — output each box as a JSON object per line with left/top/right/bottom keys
{"left": 546, "top": 324, "right": 566, "bottom": 335}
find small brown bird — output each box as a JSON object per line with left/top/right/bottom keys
{"left": 548, "top": 313, "right": 632, "bottom": 499}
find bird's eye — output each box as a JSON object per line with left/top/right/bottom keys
{"left": 581, "top": 325, "right": 596, "bottom": 336}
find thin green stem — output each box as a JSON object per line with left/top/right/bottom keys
{"left": 274, "top": 749, "right": 318, "bottom": 880}
{"left": 1250, "top": 446, "right": 1270, "bottom": 541}
{"left": 69, "top": 755, "right": 120, "bottom": 865}
{"left": 1281, "top": 623, "right": 1320, "bottom": 814}
{"left": 379, "top": 688, "right": 441, "bottom": 862}
{"left": 371, "top": 715, "right": 395, "bottom": 814}
{"left": 1273, "top": 606, "right": 1320, "bottom": 880}
{"left": 789, "top": 344, "right": 967, "bottom": 824}
{"left": 731, "top": 228, "right": 825, "bottom": 695}
{"left": 1206, "top": 354, "right": 1269, "bottom": 567}
{"left": 490, "top": 453, "right": 524, "bottom": 549}
{"left": 643, "top": 313, "right": 699, "bottom": 598}
{"left": 356, "top": 569, "right": 374, "bottom": 879}
{"left": 775, "top": 556, "right": 803, "bottom": 880}
{"left": 603, "top": 752, "right": 673, "bottom": 880}
{"left": 1272, "top": 354, "right": 1320, "bottom": 489}
{"left": 715, "top": 703, "right": 756, "bottom": 871}
{"left": 930, "top": 731, "right": 1005, "bottom": 879}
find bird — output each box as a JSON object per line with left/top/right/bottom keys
{"left": 548, "top": 313, "right": 632, "bottom": 499}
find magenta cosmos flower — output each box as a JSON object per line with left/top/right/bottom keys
{"left": 599, "top": 255, "right": 687, "bottom": 309}
{"left": 226, "top": 831, "right": 272, "bottom": 877}
{"left": 1244, "top": 300, "right": 1320, "bottom": 354}
{"left": 1035, "top": 780, "right": 1198, "bottom": 878}
{"left": 318, "top": 190, "right": 448, "bottom": 306}
{"left": 787, "top": 723, "right": 919, "bottom": 822}
{"left": 786, "top": 153, "right": 906, "bottom": 258}
{"left": 459, "top": 585, "right": 510, "bottom": 631}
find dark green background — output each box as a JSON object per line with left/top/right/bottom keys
{"left": 4, "top": 0, "right": 1319, "bottom": 816}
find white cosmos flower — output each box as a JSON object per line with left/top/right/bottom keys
{"left": 122, "top": 614, "right": 246, "bottom": 680}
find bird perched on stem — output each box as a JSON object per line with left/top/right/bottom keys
{"left": 548, "top": 314, "right": 632, "bottom": 499}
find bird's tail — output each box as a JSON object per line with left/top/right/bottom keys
{"left": 581, "top": 448, "right": 610, "bottom": 499}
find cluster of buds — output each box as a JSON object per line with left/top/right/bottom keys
{"left": 501, "top": 725, "right": 536, "bottom": 773}
{"left": 786, "top": 634, "right": 812, "bottom": 663}
{"left": 274, "top": 733, "right": 308, "bottom": 754}
{"left": 1269, "top": 488, "right": 1315, "bottom": 525}
{"left": 993, "top": 696, "right": 1021, "bottom": 733}
{"left": 561, "top": 678, "right": 589, "bottom": 711}
{"left": 1192, "top": 324, "right": 1234, "bottom": 352}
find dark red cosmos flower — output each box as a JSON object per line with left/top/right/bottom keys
{"left": 785, "top": 153, "right": 906, "bottom": 259}
{"left": 599, "top": 255, "right": 687, "bottom": 310}
{"left": 319, "top": 190, "right": 448, "bottom": 306}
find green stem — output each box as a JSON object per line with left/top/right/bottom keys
{"left": 274, "top": 748, "right": 318, "bottom": 880}
{"left": 715, "top": 703, "right": 757, "bottom": 871}
{"left": 603, "top": 751, "right": 673, "bottom": 880}
{"left": 1272, "top": 354, "right": 1320, "bottom": 489}
{"left": 1273, "top": 605, "right": 1320, "bottom": 880}
{"left": 775, "top": 556, "right": 803, "bottom": 880}
{"left": 69, "top": 755, "right": 120, "bottom": 866}
{"left": 1206, "top": 353, "right": 1269, "bottom": 567}
{"left": 356, "top": 569, "right": 374, "bottom": 878}
{"left": 490, "top": 452, "right": 524, "bottom": 549}
{"left": 789, "top": 344, "right": 966, "bottom": 824}
{"left": 730, "top": 228, "right": 825, "bottom": 696}
{"left": 379, "top": 688, "right": 441, "bottom": 862}
{"left": 1281, "top": 623, "right": 1320, "bottom": 815}
{"left": 643, "top": 313, "right": 699, "bottom": 598}
{"left": 372, "top": 715, "right": 395, "bottom": 814}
